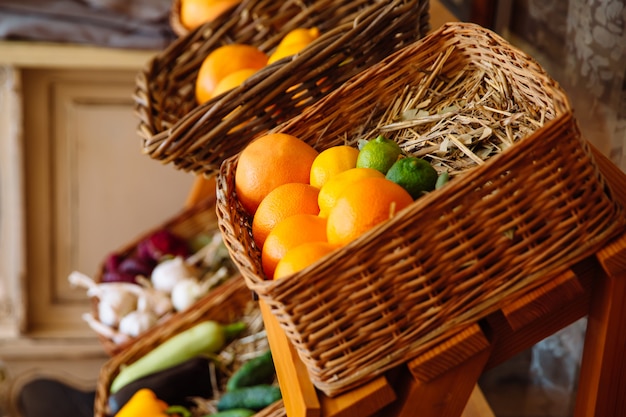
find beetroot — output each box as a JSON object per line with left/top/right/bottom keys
{"left": 101, "top": 270, "right": 139, "bottom": 284}
{"left": 137, "top": 229, "right": 190, "bottom": 263}
{"left": 118, "top": 256, "right": 155, "bottom": 278}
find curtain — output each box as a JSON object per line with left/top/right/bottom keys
{"left": 0, "top": 0, "right": 176, "bottom": 50}
{"left": 507, "top": 0, "right": 626, "bottom": 173}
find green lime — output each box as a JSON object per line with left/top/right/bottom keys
{"left": 385, "top": 157, "right": 438, "bottom": 199}
{"left": 356, "top": 135, "right": 402, "bottom": 174}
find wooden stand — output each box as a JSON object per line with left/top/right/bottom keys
{"left": 185, "top": 146, "right": 626, "bottom": 417}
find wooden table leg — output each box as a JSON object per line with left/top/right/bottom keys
{"left": 575, "top": 231, "right": 626, "bottom": 417}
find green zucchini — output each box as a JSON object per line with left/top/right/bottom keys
{"left": 226, "top": 350, "right": 275, "bottom": 391}
{"left": 217, "top": 384, "right": 282, "bottom": 411}
{"left": 202, "top": 409, "right": 256, "bottom": 417}
{"left": 110, "top": 320, "right": 246, "bottom": 394}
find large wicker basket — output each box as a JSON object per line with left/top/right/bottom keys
{"left": 95, "top": 277, "right": 285, "bottom": 417}
{"left": 215, "top": 22, "right": 626, "bottom": 397}
{"left": 135, "top": 0, "right": 430, "bottom": 177}
{"left": 93, "top": 195, "right": 237, "bottom": 357}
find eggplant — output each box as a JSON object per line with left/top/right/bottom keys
{"left": 108, "top": 356, "right": 213, "bottom": 415}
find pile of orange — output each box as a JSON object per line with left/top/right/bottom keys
{"left": 195, "top": 27, "right": 321, "bottom": 105}
{"left": 235, "top": 132, "right": 420, "bottom": 281}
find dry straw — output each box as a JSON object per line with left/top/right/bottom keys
{"left": 216, "top": 22, "right": 626, "bottom": 396}
{"left": 95, "top": 278, "right": 285, "bottom": 417}
{"left": 135, "top": 0, "right": 430, "bottom": 176}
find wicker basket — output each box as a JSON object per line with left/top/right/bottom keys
{"left": 135, "top": 0, "right": 430, "bottom": 177}
{"left": 215, "top": 22, "right": 626, "bottom": 397}
{"left": 93, "top": 195, "right": 237, "bottom": 357}
{"left": 95, "top": 277, "right": 285, "bottom": 417}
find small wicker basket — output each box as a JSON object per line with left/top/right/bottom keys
{"left": 95, "top": 277, "right": 285, "bottom": 417}
{"left": 216, "top": 22, "right": 626, "bottom": 397}
{"left": 93, "top": 195, "right": 235, "bottom": 357}
{"left": 135, "top": 0, "right": 430, "bottom": 177}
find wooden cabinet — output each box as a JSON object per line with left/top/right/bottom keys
{"left": 0, "top": 41, "right": 196, "bottom": 412}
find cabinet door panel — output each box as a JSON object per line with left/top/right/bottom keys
{"left": 23, "top": 69, "right": 195, "bottom": 336}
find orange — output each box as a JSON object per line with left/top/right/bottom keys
{"left": 326, "top": 177, "right": 413, "bottom": 246}
{"left": 235, "top": 133, "right": 319, "bottom": 216}
{"left": 210, "top": 68, "right": 258, "bottom": 99}
{"left": 261, "top": 214, "right": 327, "bottom": 279}
{"left": 181, "top": 0, "right": 242, "bottom": 31}
{"left": 317, "top": 167, "right": 385, "bottom": 217}
{"left": 268, "top": 27, "right": 321, "bottom": 65}
{"left": 252, "top": 183, "right": 320, "bottom": 249}
{"left": 274, "top": 241, "right": 336, "bottom": 280}
{"left": 309, "top": 145, "right": 360, "bottom": 189}
{"left": 195, "top": 44, "right": 268, "bottom": 105}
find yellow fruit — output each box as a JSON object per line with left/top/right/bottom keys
{"left": 317, "top": 167, "right": 385, "bottom": 217}
{"left": 309, "top": 145, "right": 360, "bottom": 189}
{"left": 252, "top": 183, "right": 320, "bottom": 249}
{"left": 268, "top": 27, "right": 321, "bottom": 65}
{"left": 262, "top": 214, "right": 327, "bottom": 279}
{"left": 180, "top": 0, "right": 241, "bottom": 31}
{"left": 326, "top": 177, "right": 413, "bottom": 246}
{"left": 235, "top": 133, "right": 319, "bottom": 216}
{"left": 274, "top": 241, "right": 336, "bottom": 280}
{"left": 195, "top": 44, "right": 268, "bottom": 105}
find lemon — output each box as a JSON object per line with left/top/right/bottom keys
{"left": 268, "top": 27, "right": 321, "bottom": 65}
{"left": 309, "top": 145, "right": 360, "bottom": 188}
{"left": 356, "top": 135, "right": 403, "bottom": 175}
{"left": 385, "top": 157, "right": 438, "bottom": 199}
{"left": 317, "top": 167, "right": 385, "bottom": 217}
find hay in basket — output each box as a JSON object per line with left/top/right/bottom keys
{"left": 95, "top": 277, "right": 285, "bottom": 417}
{"left": 135, "top": 0, "right": 430, "bottom": 177}
{"left": 87, "top": 195, "right": 240, "bottom": 357}
{"left": 216, "top": 22, "right": 626, "bottom": 397}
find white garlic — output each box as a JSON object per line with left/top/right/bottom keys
{"left": 150, "top": 256, "right": 197, "bottom": 294}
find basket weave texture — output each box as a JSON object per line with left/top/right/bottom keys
{"left": 94, "top": 196, "right": 225, "bottom": 357}
{"left": 95, "top": 278, "right": 285, "bottom": 417}
{"left": 169, "top": 0, "right": 188, "bottom": 37}
{"left": 216, "top": 22, "right": 626, "bottom": 397}
{"left": 135, "top": 0, "right": 430, "bottom": 177}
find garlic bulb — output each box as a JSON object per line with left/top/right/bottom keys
{"left": 170, "top": 278, "right": 203, "bottom": 312}
{"left": 118, "top": 310, "right": 157, "bottom": 337}
{"left": 118, "top": 296, "right": 158, "bottom": 337}
{"left": 150, "top": 256, "right": 197, "bottom": 294}
{"left": 69, "top": 271, "right": 137, "bottom": 327}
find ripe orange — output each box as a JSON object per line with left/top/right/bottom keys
{"left": 317, "top": 167, "right": 385, "bottom": 217}
{"left": 274, "top": 241, "right": 336, "bottom": 280}
{"left": 180, "top": 0, "right": 242, "bottom": 31}
{"left": 210, "top": 68, "right": 258, "bottom": 99}
{"left": 309, "top": 145, "right": 360, "bottom": 189}
{"left": 326, "top": 177, "right": 413, "bottom": 246}
{"left": 261, "top": 214, "right": 327, "bottom": 279}
{"left": 235, "top": 133, "right": 319, "bottom": 216}
{"left": 195, "top": 44, "right": 268, "bottom": 105}
{"left": 252, "top": 183, "right": 320, "bottom": 249}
